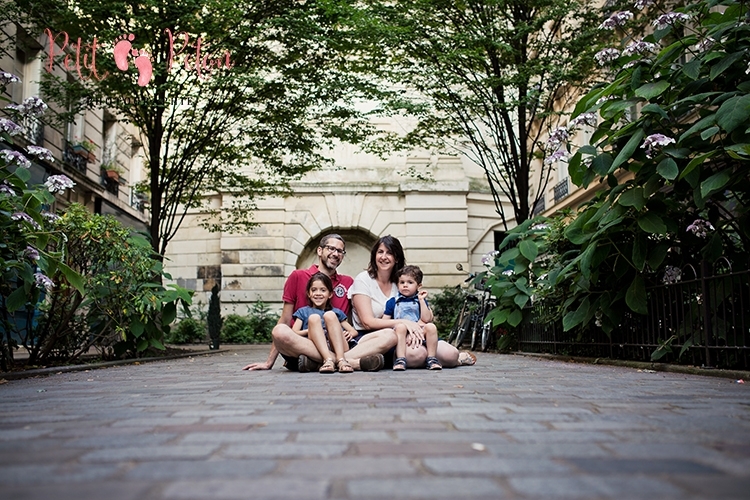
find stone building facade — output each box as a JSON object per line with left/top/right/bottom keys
{"left": 164, "top": 147, "right": 510, "bottom": 314}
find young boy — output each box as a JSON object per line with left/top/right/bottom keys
{"left": 383, "top": 265, "right": 441, "bottom": 371}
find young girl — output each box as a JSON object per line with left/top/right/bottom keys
{"left": 292, "top": 272, "right": 357, "bottom": 373}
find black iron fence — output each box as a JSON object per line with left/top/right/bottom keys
{"left": 518, "top": 266, "right": 750, "bottom": 370}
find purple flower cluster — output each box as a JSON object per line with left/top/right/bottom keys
{"left": 481, "top": 250, "right": 499, "bottom": 266}
{"left": 0, "top": 182, "right": 15, "bottom": 196}
{"left": 34, "top": 272, "right": 55, "bottom": 291}
{"left": 653, "top": 12, "right": 691, "bottom": 30}
{"left": 6, "top": 96, "right": 48, "bottom": 117}
{"left": 24, "top": 246, "right": 40, "bottom": 261}
{"left": 11, "top": 211, "right": 41, "bottom": 230}
{"left": 27, "top": 146, "right": 55, "bottom": 163}
{"left": 641, "top": 134, "right": 676, "bottom": 159}
{"left": 634, "top": 0, "right": 655, "bottom": 9}
{"left": 0, "top": 72, "right": 21, "bottom": 85}
{"left": 544, "top": 149, "right": 568, "bottom": 165}
{"left": 594, "top": 48, "right": 621, "bottom": 66}
{"left": 569, "top": 112, "right": 598, "bottom": 129}
{"left": 599, "top": 11, "right": 633, "bottom": 30}
{"left": 686, "top": 219, "right": 714, "bottom": 238}
{"left": 692, "top": 38, "right": 715, "bottom": 53}
{"left": 0, "top": 118, "right": 23, "bottom": 136}
{"left": 662, "top": 266, "right": 682, "bottom": 284}
{"left": 1, "top": 149, "right": 31, "bottom": 168}
{"left": 44, "top": 175, "right": 76, "bottom": 194}
{"left": 42, "top": 211, "right": 61, "bottom": 223}
{"left": 622, "top": 39, "right": 658, "bottom": 57}
{"left": 546, "top": 127, "right": 570, "bottom": 150}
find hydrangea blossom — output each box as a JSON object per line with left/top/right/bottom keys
{"left": 599, "top": 11, "right": 633, "bottom": 30}
{"left": 596, "top": 95, "right": 616, "bottom": 105}
{"left": 0, "top": 118, "right": 23, "bottom": 136}
{"left": 531, "top": 223, "right": 549, "bottom": 231}
{"left": 501, "top": 269, "right": 514, "bottom": 276}
{"left": 686, "top": 219, "right": 714, "bottom": 238}
{"left": 624, "top": 59, "right": 650, "bottom": 69}
{"left": 569, "top": 112, "right": 598, "bottom": 129}
{"left": 594, "top": 48, "right": 621, "bottom": 66}
{"left": 481, "top": 250, "right": 499, "bottom": 266}
{"left": 634, "top": 0, "right": 655, "bottom": 9}
{"left": 24, "top": 246, "right": 40, "bottom": 261}
{"left": 653, "top": 12, "right": 691, "bottom": 30}
{"left": 622, "top": 39, "right": 659, "bottom": 57}
{"left": 692, "top": 38, "right": 715, "bottom": 53}
{"left": 544, "top": 149, "right": 568, "bottom": 165}
{"left": 5, "top": 96, "right": 48, "bottom": 117}
{"left": 1, "top": 149, "right": 31, "bottom": 168}
{"left": 641, "top": 134, "right": 676, "bottom": 158}
{"left": 662, "top": 266, "right": 682, "bottom": 284}
{"left": 44, "top": 175, "right": 76, "bottom": 193}
{"left": 11, "top": 211, "right": 41, "bottom": 230}
{"left": 26, "top": 146, "right": 55, "bottom": 163}
{"left": 546, "top": 127, "right": 569, "bottom": 150}
{"left": 42, "top": 211, "right": 61, "bottom": 223}
{"left": 0, "top": 182, "right": 15, "bottom": 196}
{"left": 0, "top": 72, "right": 21, "bottom": 85}
{"left": 34, "top": 272, "right": 55, "bottom": 291}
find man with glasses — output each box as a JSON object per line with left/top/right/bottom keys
{"left": 243, "top": 234, "right": 392, "bottom": 372}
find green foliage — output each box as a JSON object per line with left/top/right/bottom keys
{"left": 167, "top": 317, "right": 206, "bottom": 344}
{"left": 484, "top": 0, "right": 750, "bottom": 363}
{"left": 429, "top": 286, "right": 470, "bottom": 339}
{"left": 220, "top": 299, "right": 278, "bottom": 344}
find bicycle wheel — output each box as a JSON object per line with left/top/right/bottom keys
{"left": 481, "top": 322, "right": 492, "bottom": 352}
{"left": 470, "top": 312, "right": 481, "bottom": 351}
{"left": 453, "top": 311, "right": 472, "bottom": 348}
{"left": 446, "top": 303, "right": 466, "bottom": 345}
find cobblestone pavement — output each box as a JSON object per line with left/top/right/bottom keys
{"left": 1, "top": 346, "right": 749, "bottom": 500}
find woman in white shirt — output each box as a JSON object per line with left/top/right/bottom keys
{"left": 349, "top": 235, "right": 467, "bottom": 368}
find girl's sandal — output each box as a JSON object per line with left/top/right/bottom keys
{"left": 393, "top": 356, "right": 407, "bottom": 371}
{"left": 319, "top": 358, "right": 336, "bottom": 373}
{"left": 337, "top": 358, "right": 353, "bottom": 373}
{"left": 426, "top": 356, "right": 442, "bottom": 370}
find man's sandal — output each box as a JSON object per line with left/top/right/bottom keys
{"left": 392, "top": 357, "right": 407, "bottom": 371}
{"left": 337, "top": 358, "right": 353, "bottom": 373}
{"left": 298, "top": 354, "right": 322, "bottom": 373}
{"left": 319, "top": 358, "right": 336, "bottom": 373}
{"left": 426, "top": 356, "right": 442, "bottom": 370}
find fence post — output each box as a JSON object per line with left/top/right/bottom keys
{"left": 701, "top": 259, "right": 712, "bottom": 368}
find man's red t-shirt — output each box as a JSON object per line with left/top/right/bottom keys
{"left": 282, "top": 265, "right": 354, "bottom": 326}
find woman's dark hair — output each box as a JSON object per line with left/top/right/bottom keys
{"left": 367, "top": 235, "right": 405, "bottom": 282}
{"left": 306, "top": 272, "right": 333, "bottom": 310}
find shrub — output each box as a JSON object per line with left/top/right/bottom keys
{"left": 430, "top": 286, "right": 469, "bottom": 339}
{"left": 220, "top": 299, "right": 278, "bottom": 344}
{"left": 167, "top": 317, "right": 206, "bottom": 344}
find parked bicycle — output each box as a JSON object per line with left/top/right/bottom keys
{"left": 447, "top": 265, "right": 497, "bottom": 351}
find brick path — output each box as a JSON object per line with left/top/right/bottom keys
{"left": 1, "top": 346, "right": 749, "bottom": 499}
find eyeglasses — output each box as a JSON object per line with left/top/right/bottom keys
{"left": 322, "top": 245, "right": 346, "bottom": 255}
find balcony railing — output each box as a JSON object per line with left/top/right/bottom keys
{"left": 62, "top": 144, "right": 88, "bottom": 173}
{"left": 20, "top": 115, "right": 44, "bottom": 145}
{"left": 553, "top": 178, "right": 569, "bottom": 202}
{"left": 532, "top": 198, "right": 546, "bottom": 216}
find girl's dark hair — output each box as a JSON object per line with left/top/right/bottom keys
{"left": 367, "top": 235, "right": 405, "bottom": 283}
{"left": 306, "top": 272, "right": 333, "bottom": 310}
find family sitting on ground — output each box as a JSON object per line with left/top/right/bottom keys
{"left": 242, "top": 233, "right": 477, "bottom": 373}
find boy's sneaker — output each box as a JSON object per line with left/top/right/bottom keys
{"left": 298, "top": 355, "right": 322, "bottom": 373}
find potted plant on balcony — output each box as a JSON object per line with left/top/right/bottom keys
{"left": 71, "top": 138, "right": 97, "bottom": 163}
{"left": 100, "top": 162, "right": 124, "bottom": 181}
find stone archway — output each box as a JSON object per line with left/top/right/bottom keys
{"left": 296, "top": 229, "right": 377, "bottom": 279}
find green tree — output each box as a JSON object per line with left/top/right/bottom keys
{"left": 12, "top": 0, "right": 378, "bottom": 256}
{"left": 353, "top": 0, "right": 604, "bottom": 227}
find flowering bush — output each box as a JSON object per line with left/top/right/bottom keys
{"left": 0, "top": 78, "right": 83, "bottom": 370}
{"left": 483, "top": 0, "right": 750, "bottom": 359}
